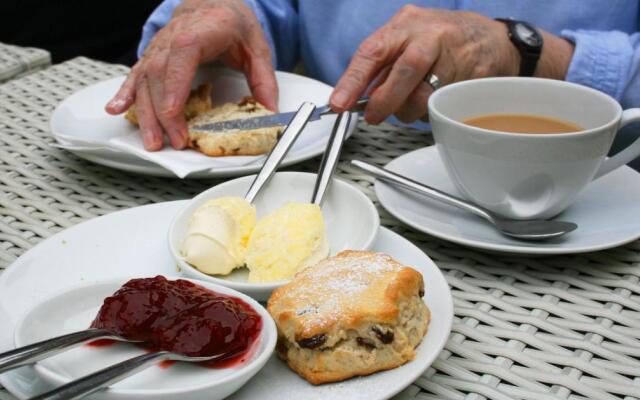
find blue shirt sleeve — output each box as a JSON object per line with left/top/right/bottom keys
{"left": 562, "top": 29, "right": 640, "bottom": 108}
{"left": 137, "top": 0, "right": 182, "bottom": 58}
{"left": 244, "top": 0, "right": 299, "bottom": 71}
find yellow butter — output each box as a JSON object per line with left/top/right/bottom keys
{"left": 246, "top": 202, "right": 329, "bottom": 282}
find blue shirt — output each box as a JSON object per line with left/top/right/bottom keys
{"left": 140, "top": 0, "right": 640, "bottom": 109}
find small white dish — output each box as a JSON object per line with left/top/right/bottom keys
{"left": 50, "top": 66, "right": 356, "bottom": 178}
{"left": 168, "top": 172, "right": 380, "bottom": 300}
{"left": 13, "top": 277, "right": 277, "bottom": 400}
{"left": 375, "top": 146, "right": 640, "bottom": 255}
{"left": 0, "top": 201, "right": 451, "bottom": 400}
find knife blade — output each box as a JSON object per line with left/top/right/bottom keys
{"left": 191, "top": 97, "right": 368, "bottom": 133}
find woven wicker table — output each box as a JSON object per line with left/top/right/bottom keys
{"left": 1, "top": 57, "right": 639, "bottom": 400}
{"left": 0, "top": 43, "right": 51, "bottom": 83}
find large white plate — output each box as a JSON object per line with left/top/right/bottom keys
{"left": 50, "top": 67, "right": 356, "bottom": 178}
{"left": 376, "top": 146, "right": 640, "bottom": 255}
{"left": 0, "top": 201, "right": 453, "bottom": 400}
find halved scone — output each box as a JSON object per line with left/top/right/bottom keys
{"left": 124, "top": 85, "right": 281, "bottom": 157}
{"left": 124, "top": 84, "right": 212, "bottom": 125}
{"left": 187, "top": 97, "right": 282, "bottom": 156}
{"left": 267, "top": 250, "right": 430, "bottom": 385}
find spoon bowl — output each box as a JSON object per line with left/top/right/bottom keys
{"left": 492, "top": 218, "right": 577, "bottom": 240}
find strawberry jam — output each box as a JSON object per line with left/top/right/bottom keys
{"left": 91, "top": 276, "right": 261, "bottom": 360}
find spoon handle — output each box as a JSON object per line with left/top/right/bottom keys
{"left": 311, "top": 112, "right": 352, "bottom": 205}
{"left": 351, "top": 160, "right": 494, "bottom": 222}
{"left": 244, "top": 102, "right": 316, "bottom": 203}
{"left": 0, "top": 329, "right": 112, "bottom": 374}
{"left": 29, "top": 351, "right": 170, "bottom": 400}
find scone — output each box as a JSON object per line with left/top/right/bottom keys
{"left": 124, "top": 86, "right": 281, "bottom": 157}
{"left": 267, "top": 250, "right": 430, "bottom": 385}
{"left": 124, "top": 84, "right": 212, "bottom": 125}
{"left": 187, "top": 97, "right": 282, "bottom": 156}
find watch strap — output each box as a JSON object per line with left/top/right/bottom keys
{"left": 496, "top": 18, "right": 543, "bottom": 77}
{"left": 519, "top": 50, "right": 538, "bottom": 77}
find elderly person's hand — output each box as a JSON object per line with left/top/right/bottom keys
{"left": 105, "top": 0, "right": 277, "bottom": 151}
{"left": 330, "top": 5, "right": 574, "bottom": 124}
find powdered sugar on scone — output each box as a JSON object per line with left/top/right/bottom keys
{"left": 289, "top": 253, "right": 398, "bottom": 329}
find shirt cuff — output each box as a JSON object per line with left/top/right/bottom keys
{"left": 137, "top": 0, "right": 182, "bottom": 59}
{"left": 561, "top": 29, "right": 633, "bottom": 102}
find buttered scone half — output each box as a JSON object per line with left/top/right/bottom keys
{"left": 267, "top": 250, "right": 430, "bottom": 385}
{"left": 125, "top": 87, "right": 281, "bottom": 157}
{"left": 188, "top": 97, "right": 282, "bottom": 156}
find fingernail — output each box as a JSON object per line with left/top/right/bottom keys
{"left": 331, "top": 90, "right": 349, "bottom": 109}
{"left": 141, "top": 130, "right": 157, "bottom": 151}
{"left": 170, "top": 130, "right": 186, "bottom": 150}
{"left": 107, "top": 97, "right": 125, "bottom": 110}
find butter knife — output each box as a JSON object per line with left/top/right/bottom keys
{"left": 192, "top": 97, "right": 368, "bottom": 133}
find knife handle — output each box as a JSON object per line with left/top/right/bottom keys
{"left": 244, "top": 102, "right": 316, "bottom": 203}
{"left": 319, "top": 97, "right": 369, "bottom": 116}
{"left": 311, "top": 111, "right": 351, "bottom": 206}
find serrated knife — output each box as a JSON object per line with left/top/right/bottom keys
{"left": 192, "top": 97, "right": 368, "bottom": 133}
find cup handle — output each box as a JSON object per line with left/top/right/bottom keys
{"left": 595, "top": 108, "right": 640, "bottom": 179}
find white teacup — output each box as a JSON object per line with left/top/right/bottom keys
{"left": 428, "top": 77, "right": 640, "bottom": 220}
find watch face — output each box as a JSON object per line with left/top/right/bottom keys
{"left": 515, "top": 23, "right": 542, "bottom": 47}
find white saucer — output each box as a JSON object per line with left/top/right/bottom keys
{"left": 50, "top": 66, "right": 355, "bottom": 179}
{"left": 0, "top": 201, "right": 453, "bottom": 400}
{"left": 14, "top": 278, "right": 276, "bottom": 400}
{"left": 375, "top": 146, "right": 640, "bottom": 255}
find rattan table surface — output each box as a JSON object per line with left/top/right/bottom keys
{"left": 0, "top": 57, "right": 638, "bottom": 400}
{"left": 0, "top": 43, "right": 51, "bottom": 84}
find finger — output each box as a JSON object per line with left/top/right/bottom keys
{"left": 146, "top": 47, "right": 188, "bottom": 150}
{"left": 367, "top": 65, "right": 392, "bottom": 95}
{"left": 244, "top": 50, "right": 279, "bottom": 111}
{"left": 394, "top": 81, "right": 432, "bottom": 123}
{"left": 162, "top": 9, "right": 237, "bottom": 118}
{"left": 365, "top": 41, "right": 439, "bottom": 124}
{"left": 135, "top": 77, "right": 164, "bottom": 151}
{"left": 105, "top": 22, "right": 174, "bottom": 115}
{"left": 105, "top": 68, "right": 138, "bottom": 114}
{"left": 162, "top": 30, "right": 214, "bottom": 122}
{"left": 330, "top": 28, "right": 405, "bottom": 112}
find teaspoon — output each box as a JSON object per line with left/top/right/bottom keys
{"left": 351, "top": 160, "right": 577, "bottom": 241}
{"left": 29, "top": 349, "right": 233, "bottom": 400}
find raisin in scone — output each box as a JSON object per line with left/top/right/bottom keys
{"left": 125, "top": 84, "right": 212, "bottom": 125}
{"left": 187, "top": 97, "right": 282, "bottom": 156}
{"left": 267, "top": 250, "right": 430, "bottom": 385}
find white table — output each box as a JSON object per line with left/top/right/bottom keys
{"left": 0, "top": 56, "right": 639, "bottom": 400}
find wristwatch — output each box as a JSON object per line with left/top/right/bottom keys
{"left": 496, "top": 18, "right": 543, "bottom": 77}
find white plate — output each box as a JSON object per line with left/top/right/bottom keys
{"left": 50, "top": 67, "right": 356, "bottom": 179}
{"left": 375, "top": 146, "right": 640, "bottom": 255}
{"left": 14, "top": 278, "right": 276, "bottom": 400}
{"left": 169, "top": 172, "right": 380, "bottom": 301}
{"left": 0, "top": 201, "right": 453, "bottom": 400}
